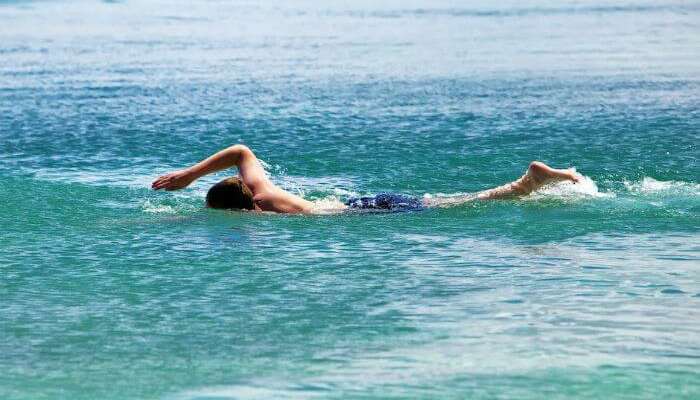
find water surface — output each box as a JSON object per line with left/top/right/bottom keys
{"left": 1, "top": 0, "right": 699, "bottom": 399}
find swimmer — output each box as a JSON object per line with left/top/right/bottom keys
{"left": 151, "top": 144, "right": 582, "bottom": 214}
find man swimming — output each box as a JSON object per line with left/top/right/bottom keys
{"left": 151, "top": 144, "right": 582, "bottom": 214}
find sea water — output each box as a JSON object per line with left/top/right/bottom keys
{"left": 1, "top": 1, "right": 699, "bottom": 399}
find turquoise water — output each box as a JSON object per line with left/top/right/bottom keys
{"left": 1, "top": 0, "right": 699, "bottom": 398}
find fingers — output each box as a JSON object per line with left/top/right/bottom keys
{"left": 151, "top": 178, "right": 167, "bottom": 190}
{"left": 152, "top": 175, "right": 188, "bottom": 191}
{"left": 152, "top": 174, "right": 174, "bottom": 190}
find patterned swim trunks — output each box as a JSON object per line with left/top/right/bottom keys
{"left": 345, "top": 193, "right": 424, "bottom": 212}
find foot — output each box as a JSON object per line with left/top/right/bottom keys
{"left": 527, "top": 161, "right": 581, "bottom": 185}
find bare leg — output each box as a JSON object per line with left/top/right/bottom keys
{"left": 423, "top": 161, "right": 582, "bottom": 207}
{"left": 476, "top": 161, "right": 581, "bottom": 200}
{"left": 423, "top": 161, "right": 581, "bottom": 207}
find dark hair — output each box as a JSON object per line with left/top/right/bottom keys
{"left": 206, "top": 177, "right": 255, "bottom": 210}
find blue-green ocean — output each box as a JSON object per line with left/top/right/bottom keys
{"left": 1, "top": 1, "right": 699, "bottom": 399}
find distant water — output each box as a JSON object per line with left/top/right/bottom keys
{"left": 1, "top": 0, "right": 699, "bottom": 399}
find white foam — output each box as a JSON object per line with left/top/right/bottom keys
{"left": 140, "top": 198, "right": 200, "bottom": 214}
{"left": 310, "top": 196, "right": 348, "bottom": 214}
{"left": 424, "top": 174, "right": 611, "bottom": 204}
{"left": 624, "top": 177, "right": 700, "bottom": 195}
{"left": 140, "top": 199, "right": 177, "bottom": 214}
{"left": 422, "top": 192, "right": 471, "bottom": 199}
{"left": 528, "top": 174, "right": 613, "bottom": 200}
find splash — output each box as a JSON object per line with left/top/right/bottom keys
{"left": 141, "top": 199, "right": 177, "bottom": 214}
{"left": 310, "top": 196, "right": 348, "bottom": 214}
{"left": 140, "top": 198, "right": 200, "bottom": 214}
{"left": 528, "top": 174, "right": 612, "bottom": 200}
{"left": 425, "top": 173, "right": 611, "bottom": 205}
{"left": 624, "top": 177, "right": 700, "bottom": 196}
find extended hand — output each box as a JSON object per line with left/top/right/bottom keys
{"left": 151, "top": 169, "right": 197, "bottom": 191}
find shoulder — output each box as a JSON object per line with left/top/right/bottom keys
{"left": 253, "top": 189, "right": 313, "bottom": 214}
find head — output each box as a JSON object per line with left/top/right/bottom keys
{"left": 206, "top": 177, "right": 255, "bottom": 210}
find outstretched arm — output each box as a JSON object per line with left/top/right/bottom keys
{"left": 151, "top": 144, "right": 270, "bottom": 192}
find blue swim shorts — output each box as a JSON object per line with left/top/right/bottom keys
{"left": 345, "top": 193, "right": 424, "bottom": 212}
